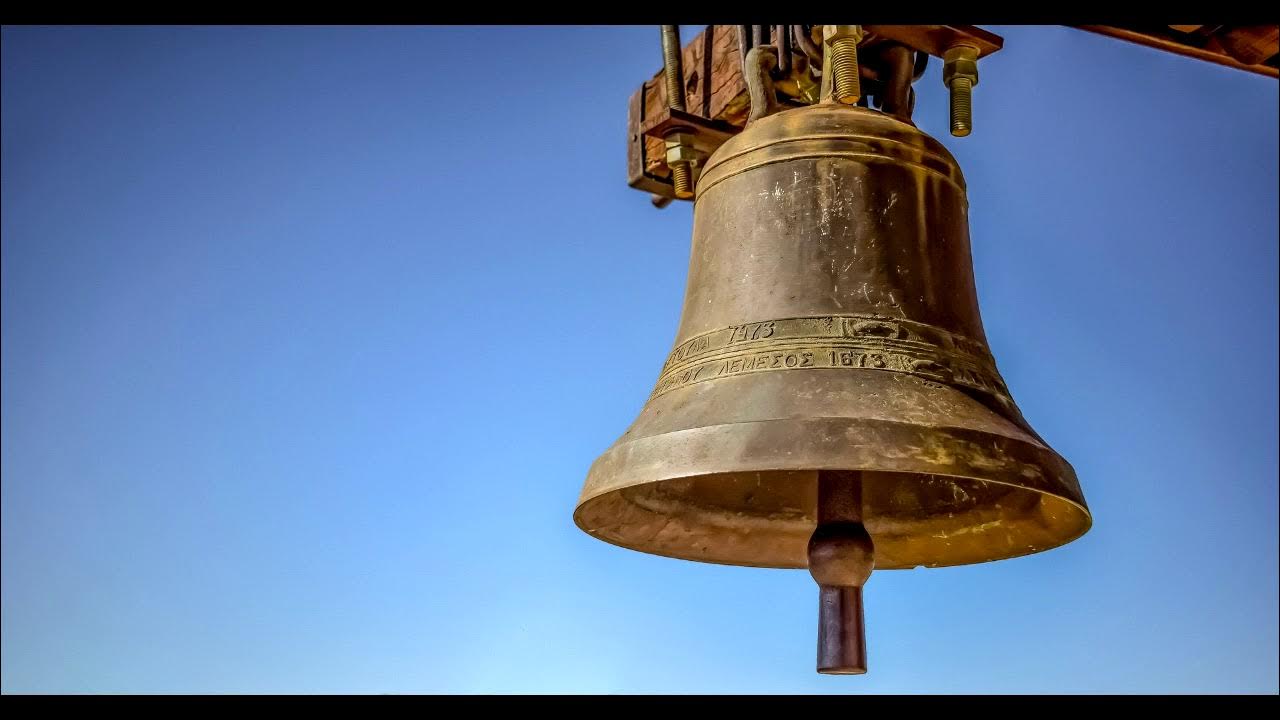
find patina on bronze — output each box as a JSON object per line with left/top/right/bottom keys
{"left": 574, "top": 102, "right": 1092, "bottom": 674}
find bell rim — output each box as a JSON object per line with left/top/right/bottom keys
{"left": 573, "top": 498, "right": 1093, "bottom": 571}
{"left": 574, "top": 414, "right": 1092, "bottom": 570}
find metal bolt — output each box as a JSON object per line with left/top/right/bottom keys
{"left": 669, "top": 163, "right": 694, "bottom": 199}
{"left": 942, "top": 45, "right": 979, "bottom": 137}
{"left": 660, "top": 25, "right": 695, "bottom": 199}
{"left": 823, "top": 25, "right": 864, "bottom": 105}
{"left": 665, "top": 137, "right": 697, "bottom": 200}
{"left": 660, "top": 25, "right": 686, "bottom": 113}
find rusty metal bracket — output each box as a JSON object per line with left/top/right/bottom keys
{"left": 863, "top": 25, "right": 1003, "bottom": 60}
{"left": 639, "top": 106, "right": 739, "bottom": 156}
{"left": 627, "top": 84, "right": 673, "bottom": 197}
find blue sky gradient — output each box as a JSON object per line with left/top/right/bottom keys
{"left": 2, "top": 25, "right": 1277, "bottom": 693}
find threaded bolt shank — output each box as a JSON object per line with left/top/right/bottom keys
{"left": 942, "top": 44, "right": 979, "bottom": 138}
{"left": 829, "top": 37, "right": 861, "bottom": 104}
{"left": 949, "top": 76, "right": 972, "bottom": 136}
{"left": 823, "top": 25, "right": 864, "bottom": 105}
{"left": 670, "top": 163, "right": 693, "bottom": 199}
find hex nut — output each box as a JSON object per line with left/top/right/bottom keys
{"left": 943, "top": 46, "right": 980, "bottom": 87}
{"left": 823, "top": 25, "right": 864, "bottom": 45}
{"left": 665, "top": 136, "right": 701, "bottom": 166}
{"left": 666, "top": 145, "right": 699, "bottom": 166}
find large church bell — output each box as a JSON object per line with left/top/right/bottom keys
{"left": 575, "top": 25, "right": 1092, "bottom": 675}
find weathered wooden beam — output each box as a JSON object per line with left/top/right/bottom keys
{"left": 1073, "top": 25, "right": 1278, "bottom": 79}
{"left": 863, "top": 25, "right": 1003, "bottom": 59}
{"left": 632, "top": 25, "right": 751, "bottom": 197}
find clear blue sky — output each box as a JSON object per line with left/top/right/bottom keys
{"left": 2, "top": 25, "right": 1276, "bottom": 694}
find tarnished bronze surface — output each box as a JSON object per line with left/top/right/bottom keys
{"left": 576, "top": 104, "right": 1091, "bottom": 573}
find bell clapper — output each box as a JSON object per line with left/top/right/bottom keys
{"left": 808, "top": 470, "right": 875, "bottom": 674}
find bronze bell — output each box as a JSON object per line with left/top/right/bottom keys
{"left": 574, "top": 102, "right": 1091, "bottom": 674}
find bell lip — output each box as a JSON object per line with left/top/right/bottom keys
{"left": 573, "top": 499, "right": 1092, "bottom": 572}
{"left": 574, "top": 470, "right": 1093, "bottom": 571}
{"left": 573, "top": 417, "right": 1092, "bottom": 571}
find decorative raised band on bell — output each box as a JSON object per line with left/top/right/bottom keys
{"left": 650, "top": 314, "right": 1010, "bottom": 401}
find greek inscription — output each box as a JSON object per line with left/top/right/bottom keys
{"left": 650, "top": 315, "right": 1009, "bottom": 402}
{"left": 665, "top": 334, "right": 712, "bottom": 369}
